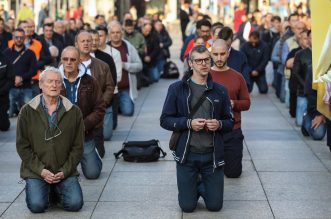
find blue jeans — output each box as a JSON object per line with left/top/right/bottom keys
{"left": 302, "top": 113, "right": 327, "bottom": 140}
{"left": 103, "top": 106, "right": 113, "bottom": 140}
{"left": 156, "top": 59, "right": 166, "bottom": 75}
{"left": 148, "top": 65, "right": 160, "bottom": 83}
{"left": 9, "top": 88, "right": 32, "bottom": 116}
{"left": 118, "top": 89, "right": 134, "bottom": 116}
{"left": 25, "top": 176, "right": 83, "bottom": 213}
{"left": 81, "top": 139, "right": 102, "bottom": 179}
{"left": 176, "top": 152, "right": 224, "bottom": 212}
{"left": 284, "top": 79, "right": 290, "bottom": 108}
{"left": 296, "top": 96, "right": 308, "bottom": 126}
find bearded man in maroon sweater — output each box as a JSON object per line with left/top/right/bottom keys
{"left": 210, "top": 39, "right": 251, "bottom": 178}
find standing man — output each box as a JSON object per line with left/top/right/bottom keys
{"left": 210, "top": 39, "right": 250, "bottom": 178}
{"left": 0, "top": 48, "right": 14, "bottom": 131}
{"left": 75, "top": 30, "right": 115, "bottom": 158}
{"left": 240, "top": 31, "right": 269, "bottom": 93}
{"left": 59, "top": 46, "right": 105, "bottom": 179}
{"left": 16, "top": 67, "right": 84, "bottom": 213}
{"left": 4, "top": 28, "right": 37, "bottom": 117}
{"left": 108, "top": 21, "right": 142, "bottom": 117}
{"left": 160, "top": 45, "right": 233, "bottom": 212}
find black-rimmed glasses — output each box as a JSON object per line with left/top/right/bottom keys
{"left": 192, "top": 57, "right": 211, "bottom": 65}
{"left": 45, "top": 122, "right": 62, "bottom": 141}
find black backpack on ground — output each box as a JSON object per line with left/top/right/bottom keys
{"left": 161, "top": 61, "right": 180, "bottom": 79}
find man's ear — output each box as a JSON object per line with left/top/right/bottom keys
{"left": 188, "top": 59, "right": 193, "bottom": 69}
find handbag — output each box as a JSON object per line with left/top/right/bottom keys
{"left": 168, "top": 91, "right": 208, "bottom": 151}
{"left": 114, "top": 139, "right": 167, "bottom": 162}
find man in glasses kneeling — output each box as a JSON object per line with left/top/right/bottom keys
{"left": 16, "top": 66, "right": 85, "bottom": 213}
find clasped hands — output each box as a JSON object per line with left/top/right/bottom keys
{"left": 41, "top": 169, "right": 64, "bottom": 184}
{"left": 191, "top": 118, "right": 220, "bottom": 132}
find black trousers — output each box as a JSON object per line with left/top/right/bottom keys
{"left": 94, "top": 127, "right": 105, "bottom": 158}
{"left": 223, "top": 128, "right": 244, "bottom": 178}
{"left": 0, "top": 95, "right": 10, "bottom": 131}
{"left": 112, "top": 93, "right": 119, "bottom": 130}
{"left": 326, "top": 119, "right": 331, "bottom": 148}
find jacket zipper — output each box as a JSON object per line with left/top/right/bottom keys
{"left": 206, "top": 96, "right": 217, "bottom": 170}
{"left": 181, "top": 84, "right": 191, "bottom": 164}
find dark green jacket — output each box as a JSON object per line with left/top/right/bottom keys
{"left": 16, "top": 94, "right": 84, "bottom": 180}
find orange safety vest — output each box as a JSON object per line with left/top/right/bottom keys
{"left": 8, "top": 38, "right": 42, "bottom": 81}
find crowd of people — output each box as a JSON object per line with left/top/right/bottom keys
{"left": 0, "top": 0, "right": 330, "bottom": 214}
{"left": 179, "top": 1, "right": 329, "bottom": 146}
{"left": 0, "top": 7, "right": 173, "bottom": 213}
{"left": 164, "top": 0, "right": 330, "bottom": 213}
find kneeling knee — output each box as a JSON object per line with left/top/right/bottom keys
{"left": 180, "top": 202, "right": 197, "bottom": 213}
{"left": 28, "top": 202, "right": 48, "bottom": 213}
{"left": 225, "top": 169, "right": 242, "bottom": 178}
{"left": 206, "top": 202, "right": 223, "bottom": 212}
{"left": 63, "top": 199, "right": 83, "bottom": 212}
{"left": 84, "top": 171, "right": 101, "bottom": 179}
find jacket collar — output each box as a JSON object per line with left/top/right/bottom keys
{"left": 182, "top": 70, "right": 214, "bottom": 90}
{"left": 28, "top": 94, "right": 73, "bottom": 112}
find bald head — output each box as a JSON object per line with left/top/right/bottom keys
{"left": 211, "top": 39, "right": 229, "bottom": 70}
{"left": 61, "top": 46, "right": 80, "bottom": 75}
{"left": 75, "top": 31, "right": 92, "bottom": 56}
{"left": 62, "top": 46, "right": 80, "bottom": 59}
{"left": 212, "top": 39, "right": 229, "bottom": 50}
{"left": 294, "top": 21, "right": 306, "bottom": 39}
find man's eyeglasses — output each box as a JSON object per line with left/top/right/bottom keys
{"left": 45, "top": 122, "right": 62, "bottom": 141}
{"left": 14, "top": 36, "right": 24, "bottom": 40}
{"left": 192, "top": 57, "right": 211, "bottom": 65}
{"left": 61, "top": 57, "right": 77, "bottom": 62}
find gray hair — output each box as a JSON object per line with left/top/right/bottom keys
{"left": 39, "top": 66, "right": 63, "bottom": 82}
{"left": 108, "top": 20, "right": 122, "bottom": 31}
{"left": 189, "top": 45, "right": 210, "bottom": 60}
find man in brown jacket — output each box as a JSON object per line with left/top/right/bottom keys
{"left": 75, "top": 30, "right": 115, "bottom": 158}
{"left": 59, "top": 46, "right": 105, "bottom": 179}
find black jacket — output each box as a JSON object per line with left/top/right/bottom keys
{"left": 94, "top": 49, "right": 117, "bottom": 87}
{"left": 292, "top": 48, "right": 312, "bottom": 96}
{"left": 240, "top": 41, "right": 269, "bottom": 75}
{"left": 155, "top": 28, "right": 172, "bottom": 59}
{"left": 40, "top": 34, "right": 65, "bottom": 66}
{"left": 143, "top": 32, "right": 161, "bottom": 65}
{"left": 261, "top": 29, "right": 280, "bottom": 58}
{"left": 3, "top": 46, "right": 37, "bottom": 88}
{"left": 0, "top": 51, "right": 14, "bottom": 96}
{"left": 0, "top": 31, "right": 12, "bottom": 52}
{"left": 33, "top": 34, "right": 52, "bottom": 72}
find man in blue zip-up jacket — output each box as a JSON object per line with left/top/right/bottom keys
{"left": 160, "top": 45, "right": 233, "bottom": 213}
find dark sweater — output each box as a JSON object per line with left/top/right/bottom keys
{"left": 227, "top": 48, "right": 251, "bottom": 86}
{"left": 3, "top": 46, "right": 37, "bottom": 88}
{"left": 211, "top": 68, "right": 250, "bottom": 129}
{"left": 240, "top": 41, "right": 269, "bottom": 75}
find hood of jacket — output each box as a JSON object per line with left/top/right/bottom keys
{"left": 58, "top": 63, "right": 87, "bottom": 80}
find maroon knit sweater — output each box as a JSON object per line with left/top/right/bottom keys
{"left": 211, "top": 68, "right": 251, "bottom": 129}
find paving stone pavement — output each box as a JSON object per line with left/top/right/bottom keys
{"left": 1, "top": 23, "right": 331, "bottom": 219}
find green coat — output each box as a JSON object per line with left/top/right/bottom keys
{"left": 16, "top": 94, "right": 84, "bottom": 180}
